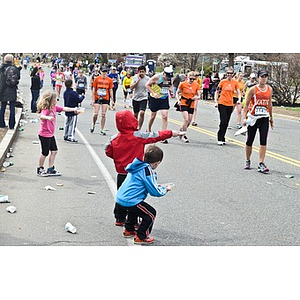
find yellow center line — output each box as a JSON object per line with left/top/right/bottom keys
{"left": 147, "top": 111, "right": 300, "bottom": 168}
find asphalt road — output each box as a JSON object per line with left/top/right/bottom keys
{"left": 1, "top": 65, "right": 300, "bottom": 246}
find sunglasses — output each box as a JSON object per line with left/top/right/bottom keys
{"left": 227, "top": 72, "right": 233, "bottom": 75}
{"left": 189, "top": 78, "right": 196, "bottom": 81}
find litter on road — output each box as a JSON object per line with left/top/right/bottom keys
{"left": 6, "top": 206, "right": 17, "bottom": 213}
{"left": 43, "top": 185, "right": 56, "bottom": 191}
{"left": 65, "top": 222, "right": 76, "bottom": 234}
{"left": 0, "top": 195, "right": 10, "bottom": 203}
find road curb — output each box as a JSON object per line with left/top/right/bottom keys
{"left": 0, "top": 107, "right": 23, "bottom": 167}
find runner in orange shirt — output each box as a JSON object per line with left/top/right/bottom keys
{"left": 214, "top": 67, "right": 241, "bottom": 145}
{"left": 191, "top": 71, "right": 202, "bottom": 126}
{"left": 91, "top": 66, "right": 114, "bottom": 135}
{"left": 176, "top": 71, "right": 201, "bottom": 143}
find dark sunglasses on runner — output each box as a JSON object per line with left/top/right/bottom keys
{"left": 227, "top": 72, "right": 233, "bottom": 75}
{"left": 189, "top": 78, "right": 196, "bottom": 81}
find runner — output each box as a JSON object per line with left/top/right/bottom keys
{"left": 91, "top": 66, "right": 114, "bottom": 135}
{"left": 122, "top": 70, "right": 133, "bottom": 108}
{"left": 130, "top": 65, "right": 149, "bottom": 130}
{"left": 145, "top": 66, "right": 174, "bottom": 143}
{"left": 176, "top": 71, "right": 201, "bottom": 143}
{"left": 75, "top": 69, "right": 87, "bottom": 96}
{"left": 191, "top": 71, "right": 202, "bottom": 126}
{"left": 108, "top": 66, "right": 120, "bottom": 110}
{"left": 54, "top": 68, "right": 65, "bottom": 101}
{"left": 214, "top": 67, "right": 241, "bottom": 145}
{"left": 242, "top": 69, "right": 274, "bottom": 173}
{"left": 233, "top": 72, "right": 245, "bottom": 129}
{"left": 242, "top": 73, "right": 257, "bottom": 106}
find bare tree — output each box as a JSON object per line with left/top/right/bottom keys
{"left": 268, "top": 53, "right": 300, "bottom": 105}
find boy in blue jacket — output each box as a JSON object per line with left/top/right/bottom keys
{"left": 63, "top": 79, "right": 85, "bottom": 142}
{"left": 115, "top": 144, "right": 172, "bottom": 245}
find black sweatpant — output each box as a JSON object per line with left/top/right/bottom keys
{"left": 113, "top": 174, "right": 127, "bottom": 221}
{"left": 217, "top": 104, "right": 233, "bottom": 142}
{"left": 125, "top": 201, "right": 156, "bottom": 240}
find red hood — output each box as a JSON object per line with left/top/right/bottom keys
{"left": 115, "top": 110, "right": 138, "bottom": 133}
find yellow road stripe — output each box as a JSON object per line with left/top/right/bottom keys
{"left": 158, "top": 113, "right": 300, "bottom": 168}
{"left": 117, "top": 105, "right": 300, "bottom": 168}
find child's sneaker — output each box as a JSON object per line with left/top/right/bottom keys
{"left": 123, "top": 229, "right": 136, "bottom": 238}
{"left": 47, "top": 166, "right": 61, "bottom": 176}
{"left": 134, "top": 236, "right": 154, "bottom": 245}
{"left": 37, "top": 167, "right": 49, "bottom": 177}
{"left": 115, "top": 219, "right": 125, "bottom": 226}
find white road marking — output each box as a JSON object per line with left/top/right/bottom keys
{"left": 76, "top": 128, "right": 136, "bottom": 246}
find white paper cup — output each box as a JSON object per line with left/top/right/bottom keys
{"left": 6, "top": 206, "right": 16, "bottom": 213}
{"left": 65, "top": 222, "right": 76, "bottom": 234}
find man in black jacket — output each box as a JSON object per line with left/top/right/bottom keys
{"left": 0, "top": 54, "right": 21, "bottom": 129}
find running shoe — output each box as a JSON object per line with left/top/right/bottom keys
{"left": 134, "top": 236, "right": 154, "bottom": 245}
{"left": 47, "top": 166, "right": 61, "bottom": 176}
{"left": 123, "top": 229, "right": 136, "bottom": 238}
{"left": 160, "top": 140, "right": 168, "bottom": 144}
{"left": 100, "top": 130, "right": 106, "bottom": 136}
{"left": 217, "top": 141, "right": 226, "bottom": 146}
{"left": 236, "top": 123, "right": 243, "bottom": 129}
{"left": 191, "top": 122, "right": 197, "bottom": 126}
{"left": 66, "top": 138, "right": 78, "bottom": 143}
{"left": 37, "top": 167, "right": 49, "bottom": 177}
{"left": 257, "top": 162, "right": 269, "bottom": 173}
{"left": 115, "top": 219, "right": 125, "bottom": 226}
{"left": 181, "top": 135, "right": 189, "bottom": 143}
{"left": 244, "top": 160, "right": 251, "bottom": 170}
{"left": 90, "top": 124, "right": 95, "bottom": 133}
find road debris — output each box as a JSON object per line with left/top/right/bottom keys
{"left": 65, "top": 222, "right": 76, "bottom": 234}
{"left": 284, "top": 174, "right": 294, "bottom": 179}
{"left": 43, "top": 185, "right": 56, "bottom": 191}
{"left": 6, "top": 206, "right": 17, "bottom": 213}
{"left": 0, "top": 195, "right": 10, "bottom": 203}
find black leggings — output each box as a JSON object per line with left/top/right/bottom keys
{"left": 217, "top": 104, "right": 233, "bottom": 142}
{"left": 246, "top": 117, "right": 269, "bottom": 146}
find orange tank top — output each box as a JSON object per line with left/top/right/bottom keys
{"left": 249, "top": 85, "right": 271, "bottom": 116}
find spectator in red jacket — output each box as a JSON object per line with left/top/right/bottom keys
{"left": 105, "top": 110, "right": 180, "bottom": 226}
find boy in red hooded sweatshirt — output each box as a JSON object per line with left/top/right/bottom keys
{"left": 105, "top": 110, "right": 180, "bottom": 226}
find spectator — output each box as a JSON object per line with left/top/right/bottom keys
{"left": 0, "top": 54, "right": 21, "bottom": 129}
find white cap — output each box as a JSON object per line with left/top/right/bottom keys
{"left": 164, "top": 66, "right": 173, "bottom": 73}
{"left": 250, "top": 73, "right": 256, "bottom": 78}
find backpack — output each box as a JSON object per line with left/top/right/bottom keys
{"left": 0, "top": 68, "right": 5, "bottom": 96}
{"left": 4, "top": 65, "right": 19, "bottom": 87}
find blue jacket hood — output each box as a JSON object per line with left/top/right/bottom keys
{"left": 125, "top": 158, "right": 147, "bottom": 174}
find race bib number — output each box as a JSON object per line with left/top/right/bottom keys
{"left": 161, "top": 87, "right": 169, "bottom": 95}
{"left": 255, "top": 106, "right": 267, "bottom": 115}
{"left": 126, "top": 88, "right": 131, "bottom": 93}
{"left": 97, "top": 88, "right": 106, "bottom": 97}
{"left": 78, "top": 83, "right": 85, "bottom": 88}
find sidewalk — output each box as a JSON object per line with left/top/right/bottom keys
{"left": 0, "top": 107, "right": 22, "bottom": 167}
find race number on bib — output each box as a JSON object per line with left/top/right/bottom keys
{"left": 255, "top": 106, "right": 267, "bottom": 116}
{"left": 97, "top": 88, "right": 106, "bottom": 97}
{"left": 160, "top": 87, "right": 169, "bottom": 95}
